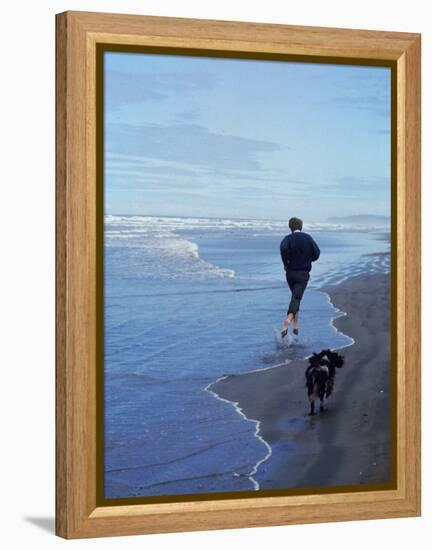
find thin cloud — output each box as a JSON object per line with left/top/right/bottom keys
{"left": 105, "top": 122, "right": 284, "bottom": 171}
{"left": 106, "top": 153, "right": 303, "bottom": 187}
{"left": 174, "top": 108, "right": 201, "bottom": 121}
{"left": 320, "top": 175, "right": 390, "bottom": 192}
{"left": 331, "top": 94, "right": 390, "bottom": 118}
{"left": 105, "top": 70, "right": 218, "bottom": 110}
{"left": 334, "top": 175, "right": 389, "bottom": 186}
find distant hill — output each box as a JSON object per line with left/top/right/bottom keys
{"left": 326, "top": 214, "right": 390, "bottom": 225}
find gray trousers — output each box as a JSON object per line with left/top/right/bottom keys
{"left": 285, "top": 270, "right": 310, "bottom": 315}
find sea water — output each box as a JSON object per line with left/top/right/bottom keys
{"left": 104, "top": 215, "right": 390, "bottom": 498}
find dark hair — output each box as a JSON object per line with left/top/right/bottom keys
{"left": 289, "top": 217, "right": 303, "bottom": 232}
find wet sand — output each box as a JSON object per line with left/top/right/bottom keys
{"left": 210, "top": 272, "right": 393, "bottom": 490}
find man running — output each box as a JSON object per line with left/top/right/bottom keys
{"left": 280, "top": 217, "right": 320, "bottom": 338}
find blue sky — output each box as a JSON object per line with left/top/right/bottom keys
{"left": 104, "top": 52, "right": 391, "bottom": 222}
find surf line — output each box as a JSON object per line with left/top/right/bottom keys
{"left": 319, "top": 289, "right": 355, "bottom": 351}
{"left": 204, "top": 379, "right": 272, "bottom": 491}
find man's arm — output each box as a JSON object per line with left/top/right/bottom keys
{"left": 310, "top": 236, "right": 320, "bottom": 262}
{"left": 280, "top": 236, "right": 291, "bottom": 269}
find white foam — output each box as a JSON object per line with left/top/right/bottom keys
{"left": 105, "top": 214, "right": 390, "bottom": 235}
{"left": 309, "top": 250, "right": 390, "bottom": 289}
{"left": 204, "top": 379, "right": 272, "bottom": 491}
{"left": 321, "top": 291, "right": 355, "bottom": 351}
{"left": 105, "top": 216, "right": 235, "bottom": 280}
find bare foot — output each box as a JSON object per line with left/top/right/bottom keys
{"left": 292, "top": 312, "right": 300, "bottom": 335}
{"left": 281, "top": 318, "right": 290, "bottom": 338}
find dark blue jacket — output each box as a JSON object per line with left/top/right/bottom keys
{"left": 280, "top": 231, "right": 320, "bottom": 272}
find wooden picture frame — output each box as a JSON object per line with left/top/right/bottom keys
{"left": 56, "top": 10, "right": 421, "bottom": 539}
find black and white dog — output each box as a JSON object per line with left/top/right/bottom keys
{"left": 305, "top": 349, "right": 345, "bottom": 415}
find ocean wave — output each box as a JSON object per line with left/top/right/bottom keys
{"left": 105, "top": 214, "right": 390, "bottom": 235}
{"left": 104, "top": 214, "right": 390, "bottom": 283}
{"left": 105, "top": 217, "right": 235, "bottom": 281}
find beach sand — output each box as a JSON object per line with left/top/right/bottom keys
{"left": 211, "top": 272, "right": 393, "bottom": 490}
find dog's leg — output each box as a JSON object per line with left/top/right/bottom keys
{"left": 320, "top": 398, "right": 326, "bottom": 413}
{"left": 309, "top": 398, "right": 315, "bottom": 416}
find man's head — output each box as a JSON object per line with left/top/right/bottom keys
{"left": 289, "top": 217, "right": 303, "bottom": 232}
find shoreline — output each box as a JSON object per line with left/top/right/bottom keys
{"left": 209, "top": 271, "right": 392, "bottom": 490}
